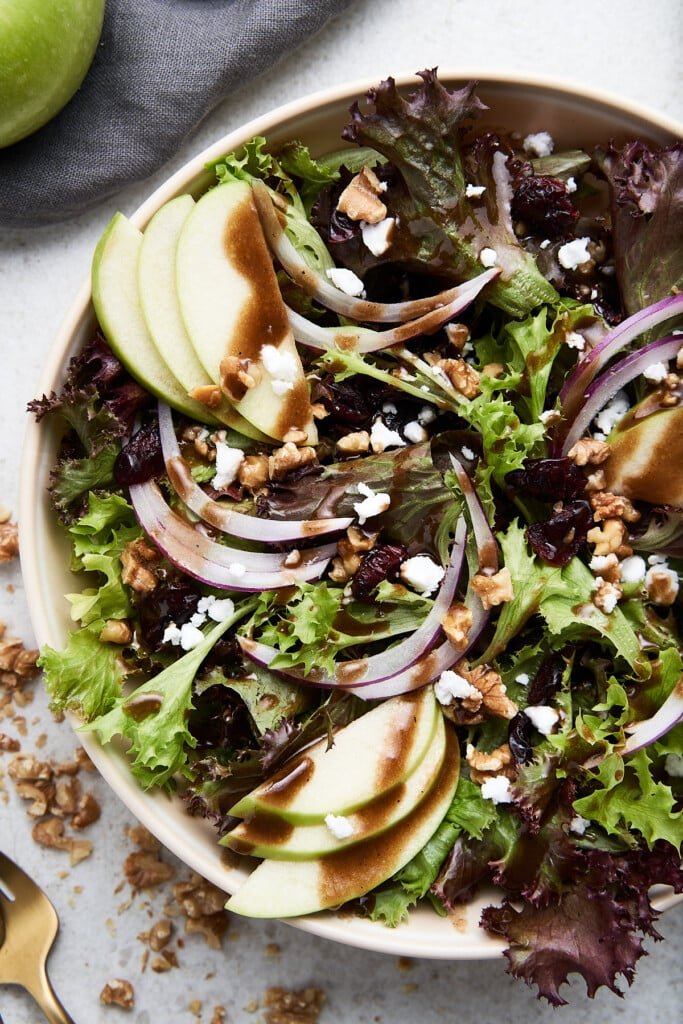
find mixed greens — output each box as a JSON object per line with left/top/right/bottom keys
{"left": 31, "top": 71, "right": 683, "bottom": 1004}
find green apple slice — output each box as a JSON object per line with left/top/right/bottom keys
{"left": 229, "top": 687, "right": 438, "bottom": 825}
{"left": 92, "top": 212, "right": 218, "bottom": 424}
{"left": 226, "top": 724, "right": 460, "bottom": 918}
{"left": 175, "top": 181, "right": 316, "bottom": 443}
{"left": 137, "top": 195, "right": 268, "bottom": 442}
{"left": 223, "top": 712, "right": 446, "bottom": 861}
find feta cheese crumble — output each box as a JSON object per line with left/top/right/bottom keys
{"left": 594, "top": 391, "right": 629, "bottom": 435}
{"left": 271, "top": 378, "right": 295, "bottom": 397}
{"left": 163, "top": 622, "right": 205, "bottom": 651}
{"left": 400, "top": 554, "right": 445, "bottom": 595}
{"left": 261, "top": 344, "right": 298, "bottom": 382}
{"left": 207, "top": 597, "right": 236, "bottom": 622}
{"left": 418, "top": 405, "right": 437, "bottom": 425}
{"left": 539, "top": 238, "right": 551, "bottom": 250}
{"left": 515, "top": 673, "right": 530, "bottom": 686}
{"left": 361, "top": 216, "right": 396, "bottom": 256}
{"left": 558, "top": 237, "right": 591, "bottom": 270}
{"left": 403, "top": 420, "right": 428, "bottom": 443}
{"left": 524, "top": 705, "right": 560, "bottom": 735}
{"left": 565, "top": 331, "right": 585, "bottom": 351}
{"left": 212, "top": 442, "right": 244, "bottom": 489}
{"left": 480, "top": 775, "right": 512, "bottom": 804}
{"left": 665, "top": 753, "right": 683, "bottom": 778}
{"left": 370, "top": 418, "right": 406, "bottom": 453}
{"left": 461, "top": 446, "right": 476, "bottom": 460}
{"left": 620, "top": 555, "right": 647, "bottom": 585}
{"left": 479, "top": 247, "right": 498, "bottom": 268}
{"left": 523, "top": 131, "right": 554, "bottom": 158}
{"left": 326, "top": 266, "right": 365, "bottom": 296}
{"left": 570, "top": 815, "right": 591, "bottom": 835}
{"left": 566, "top": 177, "right": 577, "bottom": 194}
{"left": 465, "top": 183, "right": 486, "bottom": 198}
{"left": 434, "top": 670, "right": 479, "bottom": 705}
{"left": 324, "top": 813, "right": 355, "bottom": 840}
{"left": 642, "top": 361, "right": 668, "bottom": 383}
{"left": 352, "top": 482, "right": 391, "bottom": 525}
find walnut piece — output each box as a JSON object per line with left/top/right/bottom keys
{"left": 189, "top": 384, "right": 223, "bottom": 409}
{"left": 466, "top": 742, "right": 516, "bottom": 784}
{"left": 336, "top": 166, "right": 387, "bottom": 224}
{"left": 124, "top": 850, "right": 175, "bottom": 889}
{"left": 567, "top": 437, "right": 611, "bottom": 466}
{"left": 262, "top": 986, "right": 326, "bottom": 1024}
{"left": 238, "top": 454, "right": 270, "bottom": 492}
{"left": 336, "top": 430, "right": 371, "bottom": 455}
{"left": 0, "top": 626, "right": 39, "bottom": 692}
{"left": 172, "top": 873, "right": 230, "bottom": 949}
{"left": 14, "top": 781, "right": 53, "bottom": 817}
{"left": 8, "top": 753, "right": 52, "bottom": 782}
{"left": 100, "top": 979, "right": 135, "bottom": 1010}
{"left": 443, "top": 664, "right": 517, "bottom": 724}
{"left": 282, "top": 427, "right": 309, "bottom": 445}
{"left": 0, "top": 732, "right": 20, "bottom": 752}
{"left": 0, "top": 521, "right": 19, "bottom": 563}
{"left": 268, "top": 443, "right": 316, "bottom": 481}
{"left": 436, "top": 358, "right": 481, "bottom": 398}
{"left": 219, "top": 355, "right": 261, "bottom": 402}
{"left": 120, "top": 539, "right": 160, "bottom": 593}
{"left": 72, "top": 791, "right": 101, "bottom": 829}
{"left": 441, "top": 602, "right": 472, "bottom": 649}
{"left": 587, "top": 518, "right": 631, "bottom": 557}
{"left": 590, "top": 491, "right": 640, "bottom": 523}
{"left": 99, "top": 619, "right": 133, "bottom": 645}
{"left": 444, "top": 322, "right": 470, "bottom": 351}
{"left": 470, "top": 568, "right": 514, "bottom": 609}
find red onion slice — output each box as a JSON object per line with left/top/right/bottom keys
{"left": 621, "top": 679, "right": 683, "bottom": 757}
{"left": 448, "top": 454, "right": 499, "bottom": 573}
{"left": 561, "top": 335, "right": 682, "bottom": 455}
{"left": 130, "top": 479, "right": 335, "bottom": 591}
{"left": 287, "top": 270, "right": 499, "bottom": 354}
{"left": 253, "top": 180, "right": 498, "bottom": 325}
{"left": 557, "top": 293, "right": 683, "bottom": 444}
{"left": 238, "top": 516, "right": 467, "bottom": 688}
{"left": 157, "top": 402, "right": 352, "bottom": 541}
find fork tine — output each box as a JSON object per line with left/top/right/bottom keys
{"left": 0, "top": 850, "right": 45, "bottom": 902}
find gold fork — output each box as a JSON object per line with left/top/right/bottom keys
{"left": 0, "top": 849, "right": 75, "bottom": 1023}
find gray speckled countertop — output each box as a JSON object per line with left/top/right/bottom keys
{"left": 1, "top": 1, "right": 682, "bottom": 1021}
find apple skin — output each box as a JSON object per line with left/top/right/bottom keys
{"left": 0, "top": 0, "right": 105, "bottom": 148}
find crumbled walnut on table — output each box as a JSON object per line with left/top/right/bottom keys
{"left": 441, "top": 602, "right": 472, "bottom": 649}
{"left": 336, "top": 430, "right": 371, "bottom": 455}
{"left": 100, "top": 979, "right": 135, "bottom": 1010}
{"left": 262, "top": 986, "right": 326, "bottom": 1024}
{"left": 336, "top": 165, "right": 387, "bottom": 224}
{"left": 14, "top": 781, "right": 53, "bottom": 817}
{"left": 31, "top": 816, "right": 92, "bottom": 865}
{"left": 567, "top": 437, "right": 611, "bottom": 466}
{"left": 72, "top": 790, "right": 101, "bottom": 829}
{"left": 466, "top": 743, "right": 516, "bottom": 784}
{"left": 0, "top": 624, "right": 39, "bottom": 692}
{"left": 138, "top": 918, "right": 174, "bottom": 952}
{"left": 0, "top": 520, "right": 19, "bottom": 562}
{"left": 124, "top": 849, "right": 175, "bottom": 889}
{"left": 126, "top": 824, "right": 160, "bottom": 851}
{"left": 587, "top": 518, "right": 631, "bottom": 558}
{"left": 470, "top": 567, "right": 514, "bottom": 609}
{"left": 0, "top": 732, "right": 20, "bottom": 752}
{"left": 268, "top": 442, "right": 316, "bottom": 481}
{"left": 436, "top": 358, "right": 481, "bottom": 398}
{"left": 120, "top": 538, "right": 161, "bottom": 593}
{"left": 589, "top": 491, "right": 640, "bottom": 523}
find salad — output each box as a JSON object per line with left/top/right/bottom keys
{"left": 30, "top": 71, "right": 683, "bottom": 1004}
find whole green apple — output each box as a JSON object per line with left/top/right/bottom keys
{"left": 0, "top": 0, "right": 105, "bottom": 148}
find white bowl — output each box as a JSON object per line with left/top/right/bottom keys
{"left": 19, "top": 71, "right": 683, "bottom": 960}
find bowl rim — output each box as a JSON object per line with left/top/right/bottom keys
{"left": 19, "top": 68, "right": 683, "bottom": 961}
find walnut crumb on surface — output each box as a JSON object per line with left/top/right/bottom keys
{"left": 100, "top": 979, "right": 135, "bottom": 1010}
{"left": 124, "top": 849, "right": 175, "bottom": 890}
{"left": 172, "top": 873, "right": 230, "bottom": 949}
{"left": 0, "top": 521, "right": 19, "bottom": 562}
{"left": 262, "top": 987, "right": 326, "bottom": 1024}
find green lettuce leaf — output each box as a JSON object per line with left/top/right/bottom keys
{"left": 39, "top": 624, "right": 128, "bottom": 720}
{"left": 84, "top": 601, "right": 255, "bottom": 789}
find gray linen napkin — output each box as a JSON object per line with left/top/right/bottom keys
{"left": 0, "top": 0, "right": 350, "bottom": 229}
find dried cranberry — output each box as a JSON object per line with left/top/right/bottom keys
{"left": 114, "top": 422, "right": 164, "bottom": 485}
{"left": 314, "top": 374, "right": 394, "bottom": 430}
{"left": 104, "top": 379, "right": 151, "bottom": 430}
{"left": 508, "top": 712, "right": 535, "bottom": 765}
{"left": 511, "top": 176, "right": 579, "bottom": 237}
{"left": 526, "top": 499, "right": 592, "bottom": 567}
{"left": 528, "top": 653, "right": 565, "bottom": 705}
{"left": 506, "top": 458, "right": 586, "bottom": 502}
{"left": 202, "top": 635, "right": 246, "bottom": 676}
{"left": 188, "top": 685, "right": 252, "bottom": 752}
{"left": 137, "top": 580, "right": 201, "bottom": 651}
{"left": 351, "top": 543, "right": 407, "bottom": 599}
